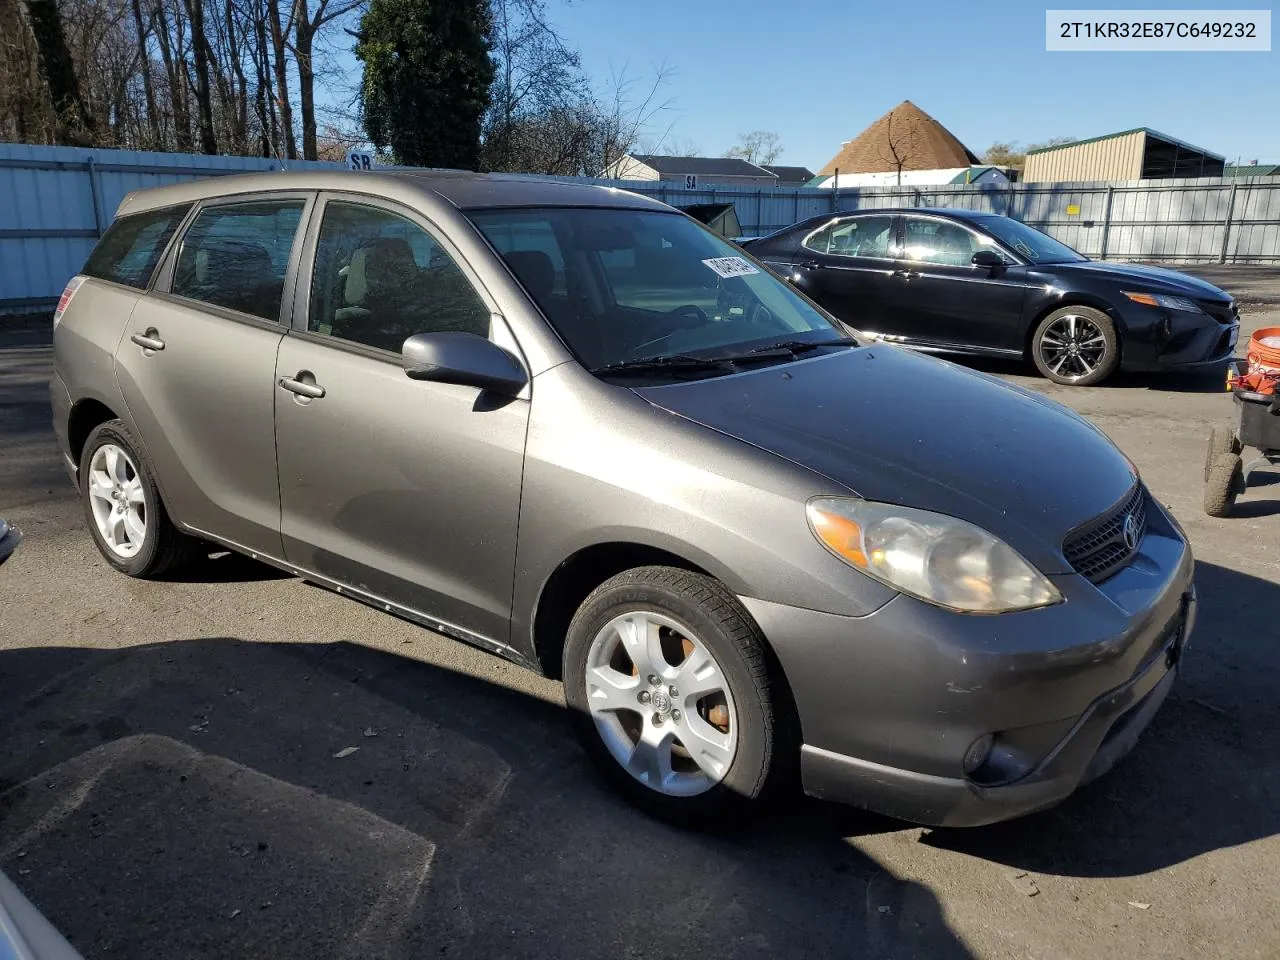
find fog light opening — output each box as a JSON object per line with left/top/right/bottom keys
{"left": 963, "top": 734, "right": 994, "bottom": 776}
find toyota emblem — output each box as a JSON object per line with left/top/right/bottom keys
{"left": 1122, "top": 513, "right": 1139, "bottom": 551}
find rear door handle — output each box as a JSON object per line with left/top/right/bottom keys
{"left": 130, "top": 331, "right": 165, "bottom": 351}
{"left": 892, "top": 269, "right": 920, "bottom": 281}
{"left": 795, "top": 259, "right": 820, "bottom": 270}
{"left": 278, "top": 375, "right": 326, "bottom": 399}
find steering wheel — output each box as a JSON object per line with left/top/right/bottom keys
{"left": 629, "top": 304, "right": 710, "bottom": 357}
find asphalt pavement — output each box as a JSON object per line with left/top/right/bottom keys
{"left": 1, "top": 303, "right": 1278, "bottom": 960}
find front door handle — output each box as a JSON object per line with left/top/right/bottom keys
{"left": 279, "top": 375, "right": 326, "bottom": 399}
{"left": 892, "top": 269, "right": 920, "bottom": 281}
{"left": 130, "top": 330, "right": 165, "bottom": 351}
{"left": 795, "top": 258, "right": 820, "bottom": 270}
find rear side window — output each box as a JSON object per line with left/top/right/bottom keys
{"left": 82, "top": 204, "right": 191, "bottom": 289}
{"left": 171, "top": 200, "right": 306, "bottom": 321}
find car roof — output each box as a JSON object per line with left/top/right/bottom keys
{"left": 114, "top": 169, "right": 672, "bottom": 219}
{"left": 794, "top": 207, "right": 996, "bottom": 227}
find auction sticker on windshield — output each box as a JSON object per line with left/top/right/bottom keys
{"left": 702, "top": 257, "right": 760, "bottom": 279}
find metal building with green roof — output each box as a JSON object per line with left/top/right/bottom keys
{"left": 1023, "top": 128, "right": 1225, "bottom": 182}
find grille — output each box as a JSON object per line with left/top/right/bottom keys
{"left": 1196, "top": 298, "right": 1239, "bottom": 325}
{"left": 1062, "top": 483, "right": 1148, "bottom": 583}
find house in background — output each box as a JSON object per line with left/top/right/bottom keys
{"left": 808, "top": 100, "right": 1011, "bottom": 188}
{"left": 603, "top": 154, "right": 778, "bottom": 187}
{"left": 761, "top": 164, "right": 816, "bottom": 185}
{"left": 1023, "top": 129, "right": 1225, "bottom": 182}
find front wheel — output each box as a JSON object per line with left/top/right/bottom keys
{"left": 562, "top": 566, "right": 786, "bottom": 825}
{"left": 1031, "top": 307, "right": 1119, "bottom": 386}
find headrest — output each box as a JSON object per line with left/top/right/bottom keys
{"left": 344, "top": 237, "right": 417, "bottom": 305}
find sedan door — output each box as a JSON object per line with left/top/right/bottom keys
{"left": 273, "top": 194, "right": 529, "bottom": 649}
{"left": 114, "top": 194, "right": 313, "bottom": 557}
{"left": 788, "top": 215, "right": 900, "bottom": 332}
{"left": 887, "top": 216, "right": 1030, "bottom": 353}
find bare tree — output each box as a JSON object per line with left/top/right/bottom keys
{"left": 877, "top": 108, "right": 918, "bottom": 185}
{"left": 594, "top": 61, "right": 674, "bottom": 176}
{"left": 293, "top": 0, "right": 363, "bottom": 160}
{"left": 724, "top": 129, "right": 780, "bottom": 165}
{"left": 17, "top": 0, "right": 95, "bottom": 142}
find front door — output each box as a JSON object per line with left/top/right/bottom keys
{"left": 789, "top": 215, "right": 899, "bottom": 333}
{"left": 115, "top": 194, "right": 311, "bottom": 556}
{"left": 274, "top": 195, "right": 529, "bottom": 645}
{"left": 889, "top": 216, "right": 1029, "bottom": 352}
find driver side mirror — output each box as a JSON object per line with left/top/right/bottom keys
{"left": 971, "top": 250, "right": 1005, "bottom": 269}
{"left": 402, "top": 331, "right": 528, "bottom": 395}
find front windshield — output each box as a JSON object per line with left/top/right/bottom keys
{"left": 467, "top": 207, "right": 847, "bottom": 371}
{"left": 974, "top": 216, "right": 1087, "bottom": 264}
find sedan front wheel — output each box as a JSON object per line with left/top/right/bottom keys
{"left": 1032, "top": 306, "right": 1119, "bottom": 386}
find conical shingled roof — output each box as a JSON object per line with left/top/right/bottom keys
{"left": 818, "top": 101, "right": 981, "bottom": 176}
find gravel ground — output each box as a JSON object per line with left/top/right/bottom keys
{"left": 1, "top": 299, "right": 1278, "bottom": 960}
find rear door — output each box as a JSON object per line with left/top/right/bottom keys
{"left": 788, "top": 214, "right": 899, "bottom": 332}
{"left": 273, "top": 194, "right": 529, "bottom": 646}
{"left": 114, "top": 193, "right": 313, "bottom": 557}
{"left": 888, "top": 215, "right": 1029, "bottom": 352}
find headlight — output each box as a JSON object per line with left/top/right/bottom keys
{"left": 806, "top": 498, "right": 1062, "bottom": 614}
{"left": 1122, "top": 291, "right": 1201, "bottom": 313}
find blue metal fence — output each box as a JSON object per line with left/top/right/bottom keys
{"left": 3, "top": 142, "right": 1279, "bottom": 312}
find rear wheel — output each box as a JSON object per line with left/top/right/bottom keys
{"left": 1032, "top": 306, "right": 1119, "bottom": 386}
{"left": 1203, "top": 452, "right": 1243, "bottom": 518}
{"left": 562, "top": 566, "right": 784, "bottom": 825}
{"left": 80, "top": 420, "right": 197, "bottom": 577}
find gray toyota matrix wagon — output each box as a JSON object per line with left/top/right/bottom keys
{"left": 51, "top": 171, "right": 1195, "bottom": 827}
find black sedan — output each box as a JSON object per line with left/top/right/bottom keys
{"left": 740, "top": 209, "right": 1240, "bottom": 386}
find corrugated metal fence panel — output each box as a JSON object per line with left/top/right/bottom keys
{"left": 3, "top": 143, "right": 1280, "bottom": 311}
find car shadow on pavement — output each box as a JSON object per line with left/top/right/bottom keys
{"left": 0, "top": 637, "right": 972, "bottom": 960}
{"left": 947, "top": 354, "right": 1229, "bottom": 394}
{"left": 920, "top": 560, "right": 1279, "bottom": 877}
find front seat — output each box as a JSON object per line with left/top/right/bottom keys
{"left": 334, "top": 237, "right": 419, "bottom": 349}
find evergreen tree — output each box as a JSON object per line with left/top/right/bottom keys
{"left": 355, "top": 0, "right": 494, "bottom": 169}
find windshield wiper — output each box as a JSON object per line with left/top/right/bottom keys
{"left": 591, "top": 354, "right": 737, "bottom": 376}
{"left": 718, "top": 338, "right": 859, "bottom": 360}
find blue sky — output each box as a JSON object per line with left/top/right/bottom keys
{"left": 325, "top": 0, "right": 1278, "bottom": 167}
{"left": 532, "top": 0, "right": 1278, "bottom": 167}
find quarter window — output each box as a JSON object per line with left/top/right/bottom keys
{"left": 171, "top": 200, "right": 305, "bottom": 321}
{"left": 308, "top": 201, "right": 490, "bottom": 353}
{"left": 804, "top": 216, "right": 894, "bottom": 259}
{"left": 82, "top": 204, "right": 191, "bottom": 289}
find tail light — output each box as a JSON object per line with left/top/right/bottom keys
{"left": 53, "top": 275, "right": 85, "bottom": 328}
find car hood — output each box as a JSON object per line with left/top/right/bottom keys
{"left": 1050, "top": 260, "right": 1230, "bottom": 301}
{"left": 634, "top": 346, "right": 1137, "bottom": 575}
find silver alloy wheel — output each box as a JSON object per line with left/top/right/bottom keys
{"left": 1039, "top": 313, "right": 1108, "bottom": 382}
{"left": 87, "top": 443, "right": 147, "bottom": 559}
{"left": 585, "top": 610, "right": 738, "bottom": 797}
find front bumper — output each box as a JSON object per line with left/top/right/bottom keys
{"left": 1119, "top": 303, "right": 1239, "bottom": 372}
{"left": 744, "top": 499, "right": 1195, "bottom": 827}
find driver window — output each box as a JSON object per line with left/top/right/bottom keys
{"left": 308, "top": 201, "right": 490, "bottom": 353}
{"left": 902, "top": 218, "right": 992, "bottom": 266}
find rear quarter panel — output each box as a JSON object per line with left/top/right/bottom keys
{"left": 54, "top": 280, "right": 143, "bottom": 441}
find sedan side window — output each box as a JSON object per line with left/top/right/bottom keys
{"left": 171, "top": 200, "right": 305, "bottom": 320}
{"left": 902, "top": 217, "right": 1009, "bottom": 267}
{"left": 804, "top": 216, "right": 894, "bottom": 259}
{"left": 308, "top": 201, "right": 490, "bottom": 353}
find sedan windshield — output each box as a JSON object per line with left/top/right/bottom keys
{"left": 973, "top": 216, "right": 1087, "bottom": 265}
{"left": 467, "top": 207, "right": 849, "bottom": 373}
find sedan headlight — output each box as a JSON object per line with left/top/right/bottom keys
{"left": 1122, "top": 291, "right": 1201, "bottom": 313}
{"left": 806, "top": 498, "right": 1062, "bottom": 614}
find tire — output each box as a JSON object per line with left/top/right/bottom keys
{"left": 1203, "top": 452, "right": 1243, "bottom": 518}
{"left": 1204, "top": 424, "right": 1242, "bottom": 482}
{"left": 1031, "top": 306, "right": 1120, "bottom": 387}
{"left": 562, "top": 566, "right": 787, "bottom": 826}
{"left": 79, "top": 419, "right": 197, "bottom": 578}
